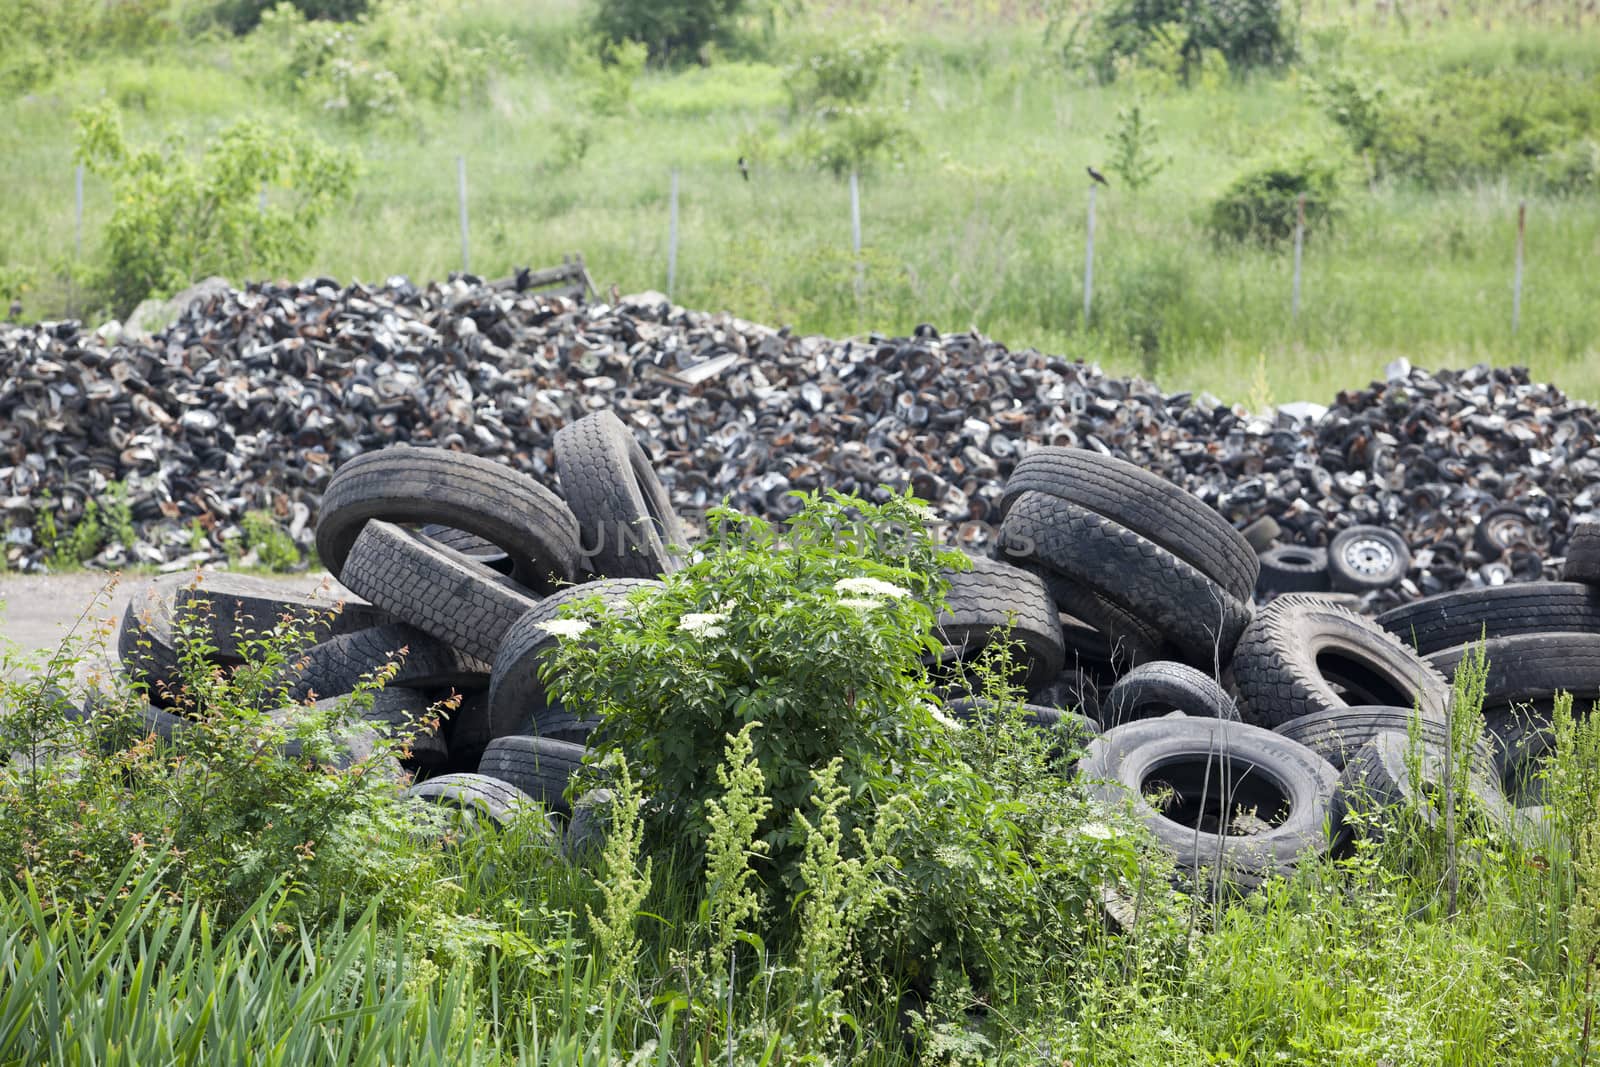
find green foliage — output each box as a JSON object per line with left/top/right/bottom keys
{"left": 1096, "top": 247, "right": 1194, "bottom": 377}
{"left": 784, "top": 34, "right": 916, "bottom": 177}
{"left": 1079, "top": 0, "right": 1293, "bottom": 83}
{"left": 0, "top": 0, "right": 178, "bottom": 93}
{"left": 0, "top": 865, "right": 488, "bottom": 1065}
{"left": 1207, "top": 150, "right": 1341, "bottom": 245}
{"left": 590, "top": 0, "right": 754, "bottom": 65}
{"left": 1313, "top": 65, "right": 1600, "bottom": 190}
{"left": 1108, "top": 98, "right": 1169, "bottom": 192}
{"left": 214, "top": 0, "right": 370, "bottom": 35}
{"left": 544, "top": 490, "right": 960, "bottom": 892}
{"left": 568, "top": 36, "right": 649, "bottom": 116}
{"left": 875, "top": 645, "right": 1157, "bottom": 1004}
{"left": 74, "top": 101, "right": 356, "bottom": 315}
{"left": 241, "top": 509, "right": 301, "bottom": 571}
{"left": 1548, "top": 691, "right": 1600, "bottom": 1059}
{"left": 246, "top": 1, "right": 517, "bottom": 124}
{"left": 0, "top": 595, "right": 438, "bottom": 927}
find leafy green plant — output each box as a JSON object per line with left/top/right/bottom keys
{"left": 1109, "top": 99, "right": 1169, "bottom": 193}
{"left": 544, "top": 489, "right": 959, "bottom": 891}
{"left": 591, "top": 0, "right": 760, "bottom": 65}
{"left": 74, "top": 101, "right": 356, "bottom": 315}
{"left": 1075, "top": 0, "right": 1293, "bottom": 83}
{"left": 569, "top": 36, "right": 649, "bottom": 116}
{"left": 0, "top": 593, "right": 437, "bottom": 926}
{"left": 783, "top": 33, "right": 915, "bottom": 177}
{"left": 1207, "top": 151, "right": 1341, "bottom": 245}
{"left": 215, "top": 0, "right": 370, "bottom": 35}
{"left": 242, "top": 509, "right": 301, "bottom": 572}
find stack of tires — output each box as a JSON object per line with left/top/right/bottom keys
{"left": 103, "top": 433, "right": 1578, "bottom": 884}
{"left": 113, "top": 410, "right": 684, "bottom": 842}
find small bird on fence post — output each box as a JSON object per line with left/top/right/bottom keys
{"left": 6, "top": 300, "right": 20, "bottom": 323}
{"left": 1086, "top": 165, "right": 1110, "bottom": 188}
{"left": 738, "top": 156, "right": 750, "bottom": 182}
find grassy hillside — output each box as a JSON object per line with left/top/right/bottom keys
{"left": 3, "top": 0, "right": 1598, "bottom": 402}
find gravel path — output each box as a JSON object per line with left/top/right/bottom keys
{"left": 0, "top": 571, "right": 337, "bottom": 661}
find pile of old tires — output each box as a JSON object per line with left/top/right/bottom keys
{"left": 109, "top": 429, "right": 1591, "bottom": 881}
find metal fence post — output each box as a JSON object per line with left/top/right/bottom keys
{"left": 1291, "top": 194, "right": 1305, "bottom": 319}
{"left": 1512, "top": 200, "right": 1526, "bottom": 335}
{"left": 1083, "top": 182, "right": 1097, "bottom": 326}
{"left": 456, "top": 155, "right": 470, "bottom": 275}
{"left": 667, "top": 167, "right": 679, "bottom": 300}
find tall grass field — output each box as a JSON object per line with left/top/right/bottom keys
{"left": 2, "top": 0, "right": 1598, "bottom": 402}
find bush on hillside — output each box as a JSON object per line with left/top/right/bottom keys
{"left": 213, "top": 0, "right": 369, "bottom": 34}
{"left": 1071, "top": 0, "right": 1294, "bottom": 83}
{"left": 591, "top": 0, "right": 754, "bottom": 66}
{"left": 74, "top": 101, "right": 357, "bottom": 315}
{"left": 1207, "top": 151, "right": 1341, "bottom": 245}
{"left": 1313, "top": 66, "right": 1600, "bottom": 190}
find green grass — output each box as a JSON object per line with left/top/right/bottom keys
{"left": 2, "top": 2, "right": 1598, "bottom": 405}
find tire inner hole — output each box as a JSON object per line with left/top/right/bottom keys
{"left": 1141, "top": 754, "right": 1291, "bottom": 835}
{"left": 1316, "top": 651, "right": 1413, "bottom": 707}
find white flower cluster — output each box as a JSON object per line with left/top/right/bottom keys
{"left": 837, "top": 597, "right": 886, "bottom": 611}
{"left": 536, "top": 618, "right": 591, "bottom": 639}
{"left": 678, "top": 611, "right": 729, "bottom": 637}
{"left": 834, "top": 577, "right": 911, "bottom": 600}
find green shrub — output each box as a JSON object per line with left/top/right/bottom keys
{"left": 242, "top": 509, "right": 302, "bottom": 571}
{"left": 1207, "top": 151, "right": 1341, "bottom": 245}
{"left": 73, "top": 100, "right": 356, "bottom": 315}
{"left": 213, "top": 0, "right": 369, "bottom": 35}
{"left": 1108, "top": 99, "right": 1169, "bottom": 193}
{"left": 783, "top": 34, "right": 917, "bottom": 177}
{"left": 544, "top": 490, "right": 958, "bottom": 891}
{"left": 1313, "top": 66, "right": 1600, "bottom": 190}
{"left": 245, "top": 1, "right": 517, "bottom": 123}
{"left": 591, "top": 0, "right": 755, "bottom": 65}
{"left": 1074, "top": 0, "right": 1293, "bottom": 83}
{"left": 0, "top": 594, "right": 440, "bottom": 926}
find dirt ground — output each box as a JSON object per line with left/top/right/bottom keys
{"left": 0, "top": 571, "right": 336, "bottom": 661}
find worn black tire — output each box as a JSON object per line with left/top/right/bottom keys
{"left": 1327, "top": 526, "right": 1410, "bottom": 594}
{"left": 1231, "top": 594, "right": 1450, "bottom": 728}
{"left": 488, "top": 579, "right": 663, "bottom": 740}
{"left": 360, "top": 687, "right": 449, "bottom": 768}
{"left": 1103, "top": 661, "right": 1240, "bottom": 725}
{"left": 339, "top": 521, "right": 540, "bottom": 663}
{"left": 1001, "top": 447, "right": 1258, "bottom": 603}
{"left": 117, "top": 578, "right": 186, "bottom": 700}
{"left": 1000, "top": 492, "right": 1252, "bottom": 665}
{"left": 1334, "top": 731, "right": 1512, "bottom": 838}
{"left": 555, "top": 410, "right": 687, "bottom": 579}
{"left": 178, "top": 573, "right": 390, "bottom": 657}
{"left": 420, "top": 523, "right": 512, "bottom": 573}
{"left": 478, "top": 735, "right": 587, "bottom": 813}
{"left": 1376, "top": 582, "right": 1600, "bottom": 657}
{"left": 1562, "top": 519, "right": 1600, "bottom": 584}
{"left": 1034, "top": 569, "right": 1166, "bottom": 668}
{"left": 1427, "top": 633, "right": 1600, "bottom": 711}
{"left": 119, "top": 574, "right": 393, "bottom": 702}
{"left": 1256, "top": 546, "right": 1331, "bottom": 597}
{"left": 1240, "top": 516, "right": 1281, "bottom": 554}
{"left": 407, "top": 772, "right": 538, "bottom": 829}
{"left": 1474, "top": 506, "right": 1537, "bottom": 561}
{"left": 441, "top": 689, "right": 494, "bottom": 769}
{"left": 933, "top": 558, "right": 1065, "bottom": 694}
{"left": 280, "top": 622, "right": 489, "bottom": 703}
{"left": 1273, "top": 704, "right": 1495, "bottom": 775}
{"left": 1079, "top": 717, "right": 1338, "bottom": 891}
{"left": 565, "top": 788, "right": 616, "bottom": 857}
{"left": 1028, "top": 667, "right": 1103, "bottom": 722}
{"left": 317, "top": 447, "right": 581, "bottom": 592}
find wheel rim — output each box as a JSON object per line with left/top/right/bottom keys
{"left": 1485, "top": 513, "right": 1531, "bottom": 548}
{"left": 1341, "top": 537, "right": 1396, "bottom": 577}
